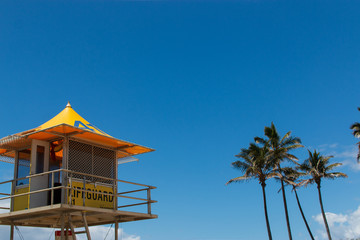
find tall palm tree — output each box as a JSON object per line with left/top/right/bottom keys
{"left": 280, "top": 167, "right": 315, "bottom": 240}
{"left": 350, "top": 107, "right": 360, "bottom": 161}
{"left": 255, "top": 122, "right": 303, "bottom": 240}
{"left": 299, "top": 150, "right": 347, "bottom": 240}
{"left": 227, "top": 143, "right": 276, "bottom": 240}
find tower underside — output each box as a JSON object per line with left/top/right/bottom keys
{"left": 0, "top": 204, "right": 157, "bottom": 228}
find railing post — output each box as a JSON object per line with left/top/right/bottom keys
{"left": 61, "top": 214, "right": 65, "bottom": 240}
{"left": 113, "top": 179, "right": 116, "bottom": 210}
{"left": 51, "top": 172, "right": 54, "bottom": 205}
{"left": 10, "top": 224, "right": 14, "bottom": 240}
{"left": 61, "top": 169, "right": 67, "bottom": 205}
{"left": 10, "top": 179, "right": 15, "bottom": 212}
{"left": 11, "top": 151, "right": 18, "bottom": 213}
{"left": 147, "top": 188, "right": 151, "bottom": 215}
{"left": 69, "top": 173, "right": 72, "bottom": 206}
{"left": 83, "top": 177, "right": 86, "bottom": 207}
{"left": 115, "top": 221, "right": 119, "bottom": 240}
{"left": 65, "top": 170, "right": 68, "bottom": 205}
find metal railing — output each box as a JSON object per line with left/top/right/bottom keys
{"left": 0, "top": 169, "right": 156, "bottom": 214}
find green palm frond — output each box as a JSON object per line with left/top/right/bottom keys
{"left": 351, "top": 107, "right": 360, "bottom": 162}
{"left": 231, "top": 160, "right": 251, "bottom": 172}
{"left": 274, "top": 166, "right": 307, "bottom": 188}
{"left": 284, "top": 143, "right": 303, "bottom": 150}
{"left": 267, "top": 172, "right": 279, "bottom": 179}
{"left": 280, "top": 131, "right": 292, "bottom": 143}
{"left": 283, "top": 153, "right": 299, "bottom": 163}
{"left": 324, "top": 172, "right": 348, "bottom": 179}
{"left": 300, "top": 150, "right": 346, "bottom": 183}
{"left": 228, "top": 142, "right": 275, "bottom": 186}
{"left": 325, "top": 162, "right": 342, "bottom": 171}
{"left": 299, "top": 178, "right": 315, "bottom": 187}
{"left": 281, "top": 137, "right": 302, "bottom": 148}
{"left": 226, "top": 175, "right": 252, "bottom": 185}
{"left": 257, "top": 123, "right": 303, "bottom": 169}
{"left": 264, "top": 122, "right": 280, "bottom": 147}
{"left": 254, "top": 137, "right": 267, "bottom": 145}
{"left": 350, "top": 122, "right": 360, "bottom": 138}
{"left": 297, "top": 163, "right": 311, "bottom": 172}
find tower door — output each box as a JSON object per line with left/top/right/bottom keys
{"left": 29, "top": 140, "right": 50, "bottom": 208}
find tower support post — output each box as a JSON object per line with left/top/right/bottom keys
{"left": 115, "top": 221, "right": 119, "bottom": 240}
{"left": 10, "top": 224, "right": 14, "bottom": 240}
{"left": 61, "top": 214, "right": 65, "bottom": 240}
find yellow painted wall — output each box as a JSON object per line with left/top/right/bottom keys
{"left": 13, "top": 186, "right": 29, "bottom": 211}
{"left": 68, "top": 181, "right": 114, "bottom": 209}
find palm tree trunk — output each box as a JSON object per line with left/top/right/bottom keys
{"left": 317, "top": 183, "right": 332, "bottom": 240}
{"left": 280, "top": 179, "right": 292, "bottom": 240}
{"left": 294, "top": 188, "right": 314, "bottom": 240}
{"left": 261, "top": 182, "right": 272, "bottom": 240}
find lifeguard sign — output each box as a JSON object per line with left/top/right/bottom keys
{"left": 0, "top": 102, "right": 157, "bottom": 240}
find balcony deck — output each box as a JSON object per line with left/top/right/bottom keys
{"left": 0, "top": 204, "right": 157, "bottom": 228}
{"left": 0, "top": 169, "right": 157, "bottom": 230}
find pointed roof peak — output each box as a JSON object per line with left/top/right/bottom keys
{"left": 37, "top": 103, "right": 110, "bottom": 137}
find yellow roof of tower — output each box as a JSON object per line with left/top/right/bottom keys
{"left": 0, "top": 103, "right": 154, "bottom": 159}
{"left": 38, "top": 102, "right": 111, "bottom": 136}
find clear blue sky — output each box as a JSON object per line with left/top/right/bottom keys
{"left": 1, "top": 1, "right": 360, "bottom": 239}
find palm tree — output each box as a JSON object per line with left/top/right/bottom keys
{"left": 227, "top": 143, "right": 276, "bottom": 240}
{"left": 350, "top": 107, "right": 360, "bottom": 161}
{"left": 299, "top": 150, "right": 348, "bottom": 240}
{"left": 255, "top": 122, "right": 303, "bottom": 240}
{"left": 281, "top": 167, "right": 315, "bottom": 240}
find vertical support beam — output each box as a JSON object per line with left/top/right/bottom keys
{"left": 69, "top": 173, "right": 73, "bottom": 205}
{"left": 115, "top": 221, "right": 119, "bottom": 240}
{"left": 11, "top": 151, "right": 19, "bottom": 212}
{"left": 112, "top": 178, "right": 116, "bottom": 210}
{"left": 82, "top": 212, "right": 91, "bottom": 240}
{"left": 65, "top": 226, "right": 69, "bottom": 240}
{"left": 68, "top": 215, "right": 77, "bottom": 240}
{"left": 51, "top": 172, "right": 54, "bottom": 205}
{"left": 61, "top": 214, "right": 65, "bottom": 240}
{"left": 10, "top": 224, "right": 14, "bottom": 240}
{"left": 114, "top": 151, "right": 118, "bottom": 211}
{"left": 83, "top": 177, "right": 86, "bottom": 207}
{"left": 91, "top": 145, "right": 94, "bottom": 182}
{"left": 147, "top": 188, "right": 151, "bottom": 215}
{"left": 61, "top": 137, "right": 69, "bottom": 204}
{"left": 63, "top": 137, "right": 69, "bottom": 170}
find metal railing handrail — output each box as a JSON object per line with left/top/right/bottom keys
{"left": 0, "top": 169, "right": 156, "bottom": 214}
{"left": 0, "top": 168, "right": 156, "bottom": 189}
{"left": 62, "top": 169, "right": 156, "bottom": 189}
{"left": 0, "top": 168, "right": 64, "bottom": 186}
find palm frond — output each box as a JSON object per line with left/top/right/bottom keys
{"left": 259, "top": 123, "right": 302, "bottom": 168}
{"left": 254, "top": 137, "right": 267, "bottom": 145}
{"left": 324, "top": 172, "right": 348, "bottom": 179}
{"left": 264, "top": 122, "right": 280, "bottom": 147}
{"left": 281, "top": 137, "right": 302, "bottom": 148}
{"left": 298, "top": 178, "right": 314, "bottom": 187}
{"left": 325, "top": 162, "right": 342, "bottom": 171}
{"left": 284, "top": 153, "right": 299, "bottom": 162}
{"left": 350, "top": 122, "right": 360, "bottom": 138}
{"left": 284, "top": 143, "right": 304, "bottom": 150}
{"left": 226, "top": 175, "right": 252, "bottom": 185}
{"left": 231, "top": 161, "right": 251, "bottom": 172}
{"left": 227, "top": 142, "right": 276, "bottom": 186}
{"left": 280, "top": 131, "right": 292, "bottom": 144}
{"left": 300, "top": 150, "right": 346, "bottom": 187}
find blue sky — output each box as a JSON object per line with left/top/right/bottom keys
{"left": 1, "top": 0, "right": 360, "bottom": 239}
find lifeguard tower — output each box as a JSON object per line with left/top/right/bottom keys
{"left": 0, "top": 103, "right": 157, "bottom": 239}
